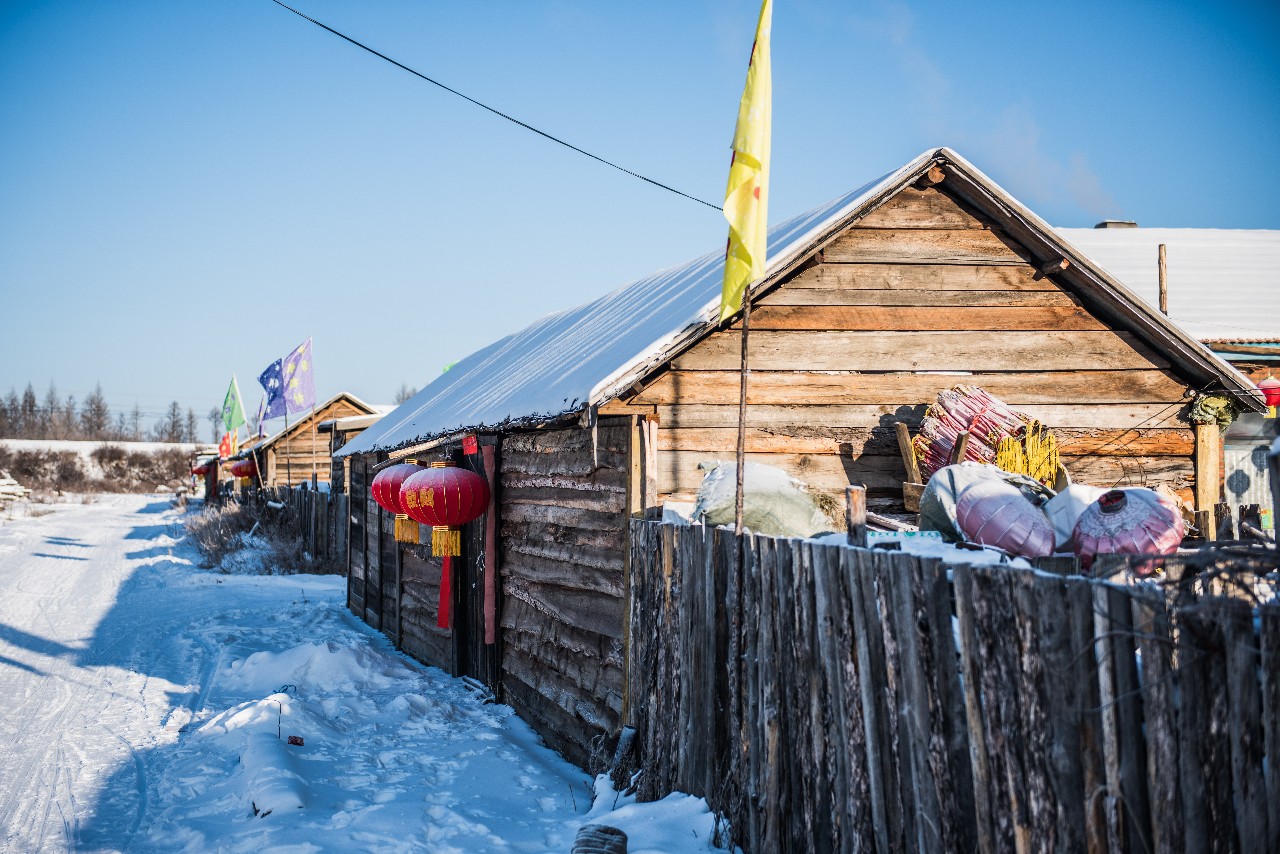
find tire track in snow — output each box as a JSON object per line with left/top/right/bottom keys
{"left": 0, "top": 497, "right": 173, "bottom": 852}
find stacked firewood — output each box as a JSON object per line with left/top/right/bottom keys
{"left": 0, "top": 470, "right": 31, "bottom": 504}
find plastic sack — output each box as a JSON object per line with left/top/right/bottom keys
{"left": 694, "top": 461, "right": 835, "bottom": 538}
{"left": 954, "top": 479, "right": 1055, "bottom": 558}
{"left": 919, "top": 462, "right": 1055, "bottom": 543}
{"left": 1043, "top": 484, "right": 1108, "bottom": 551}
{"left": 1073, "top": 488, "right": 1185, "bottom": 573}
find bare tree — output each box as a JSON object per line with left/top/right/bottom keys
{"left": 61, "top": 395, "right": 80, "bottom": 439}
{"left": 40, "top": 383, "right": 58, "bottom": 439}
{"left": 80, "top": 384, "right": 111, "bottom": 438}
{"left": 185, "top": 408, "right": 199, "bottom": 444}
{"left": 0, "top": 390, "right": 14, "bottom": 437}
{"left": 394, "top": 383, "right": 418, "bottom": 405}
{"left": 20, "top": 384, "right": 38, "bottom": 437}
{"left": 152, "top": 401, "right": 184, "bottom": 442}
{"left": 207, "top": 407, "right": 222, "bottom": 443}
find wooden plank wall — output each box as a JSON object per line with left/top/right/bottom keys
{"left": 347, "top": 456, "right": 369, "bottom": 620}
{"left": 607, "top": 186, "right": 1194, "bottom": 501}
{"left": 631, "top": 519, "right": 1280, "bottom": 854}
{"left": 399, "top": 546, "right": 452, "bottom": 669}
{"left": 363, "top": 456, "right": 383, "bottom": 631}
{"left": 379, "top": 503, "right": 399, "bottom": 647}
{"left": 498, "top": 421, "right": 630, "bottom": 770}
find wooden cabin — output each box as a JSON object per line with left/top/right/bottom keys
{"left": 335, "top": 147, "right": 1265, "bottom": 770}
{"left": 317, "top": 412, "right": 386, "bottom": 493}
{"left": 253, "top": 393, "right": 380, "bottom": 488}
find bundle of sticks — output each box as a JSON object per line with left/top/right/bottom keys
{"left": 912, "top": 386, "right": 1047, "bottom": 482}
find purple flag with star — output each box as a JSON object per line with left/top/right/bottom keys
{"left": 257, "top": 358, "right": 286, "bottom": 420}
{"left": 282, "top": 337, "right": 316, "bottom": 414}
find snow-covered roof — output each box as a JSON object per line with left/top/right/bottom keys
{"left": 341, "top": 147, "right": 1264, "bottom": 459}
{"left": 1053, "top": 228, "right": 1280, "bottom": 343}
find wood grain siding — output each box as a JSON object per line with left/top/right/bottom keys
{"left": 499, "top": 423, "right": 629, "bottom": 769}
{"left": 671, "top": 331, "right": 1168, "bottom": 372}
{"left": 823, "top": 227, "right": 1035, "bottom": 265}
{"left": 633, "top": 370, "right": 1189, "bottom": 406}
{"left": 780, "top": 263, "right": 1058, "bottom": 291}
{"left": 379, "top": 505, "right": 399, "bottom": 646}
{"left": 347, "top": 455, "right": 369, "bottom": 617}
{"left": 616, "top": 185, "right": 1195, "bottom": 500}
{"left": 399, "top": 547, "right": 451, "bottom": 669}
{"left": 749, "top": 305, "right": 1107, "bottom": 331}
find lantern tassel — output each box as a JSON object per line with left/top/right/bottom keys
{"left": 431, "top": 526, "right": 461, "bottom": 557}
{"left": 438, "top": 554, "right": 452, "bottom": 629}
{"left": 394, "top": 514, "right": 419, "bottom": 544}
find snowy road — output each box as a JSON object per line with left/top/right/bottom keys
{"left": 0, "top": 496, "right": 723, "bottom": 853}
{"left": 0, "top": 495, "right": 189, "bottom": 851}
{"left": 0, "top": 494, "right": 587, "bottom": 852}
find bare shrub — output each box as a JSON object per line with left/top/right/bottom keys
{"left": 185, "top": 500, "right": 337, "bottom": 575}
{"left": 0, "top": 445, "right": 191, "bottom": 494}
{"left": 185, "top": 503, "right": 255, "bottom": 567}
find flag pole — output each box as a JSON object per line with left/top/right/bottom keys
{"left": 284, "top": 410, "right": 291, "bottom": 487}
{"left": 723, "top": 0, "right": 770, "bottom": 535}
{"left": 310, "top": 404, "right": 318, "bottom": 485}
{"left": 735, "top": 289, "right": 751, "bottom": 534}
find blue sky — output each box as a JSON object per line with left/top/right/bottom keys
{"left": 2, "top": 0, "right": 1277, "bottom": 431}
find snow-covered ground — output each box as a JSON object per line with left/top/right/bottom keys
{"left": 0, "top": 495, "right": 724, "bottom": 853}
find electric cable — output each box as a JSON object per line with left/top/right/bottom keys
{"left": 268, "top": 0, "right": 723, "bottom": 212}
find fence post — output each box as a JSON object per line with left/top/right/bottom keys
{"left": 845, "top": 484, "right": 867, "bottom": 548}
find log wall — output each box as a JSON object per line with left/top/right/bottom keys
{"left": 498, "top": 422, "right": 630, "bottom": 770}
{"left": 605, "top": 186, "right": 1196, "bottom": 502}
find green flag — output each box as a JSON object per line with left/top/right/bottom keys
{"left": 222, "top": 376, "right": 247, "bottom": 433}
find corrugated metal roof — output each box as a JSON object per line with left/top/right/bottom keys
{"left": 1053, "top": 228, "right": 1280, "bottom": 342}
{"left": 340, "top": 148, "right": 1265, "bottom": 459}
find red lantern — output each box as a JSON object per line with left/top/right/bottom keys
{"left": 371, "top": 461, "right": 427, "bottom": 543}
{"left": 226, "top": 458, "right": 256, "bottom": 480}
{"left": 1259, "top": 375, "right": 1280, "bottom": 417}
{"left": 192, "top": 463, "right": 210, "bottom": 476}
{"left": 400, "top": 461, "right": 491, "bottom": 629}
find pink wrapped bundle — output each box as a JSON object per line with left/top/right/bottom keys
{"left": 913, "top": 386, "right": 1028, "bottom": 481}
{"left": 1073, "top": 489, "right": 1185, "bottom": 573}
{"left": 954, "top": 479, "right": 1055, "bottom": 558}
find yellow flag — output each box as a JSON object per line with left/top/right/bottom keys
{"left": 719, "top": 0, "right": 773, "bottom": 323}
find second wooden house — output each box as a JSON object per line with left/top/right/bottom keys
{"left": 249, "top": 392, "right": 383, "bottom": 488}
{"left": 335, "top": 147, "right": 1265, "bottom": 769}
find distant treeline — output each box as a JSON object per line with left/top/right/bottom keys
{"left": 0, "top": 444, "right": 191, "bottom": 494}
{"left": 0, "top": 382, "right": 221, "bottom": 443}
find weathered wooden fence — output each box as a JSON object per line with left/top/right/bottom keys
{"left": 259, "top": 484, "right": 349, "bottom": 569}
{"left": 628, "top": 520, "right": 1280, "bottom": 854}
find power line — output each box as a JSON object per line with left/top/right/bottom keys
{"left": 268, "top": 0, "right": 723, "bottom": 212}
